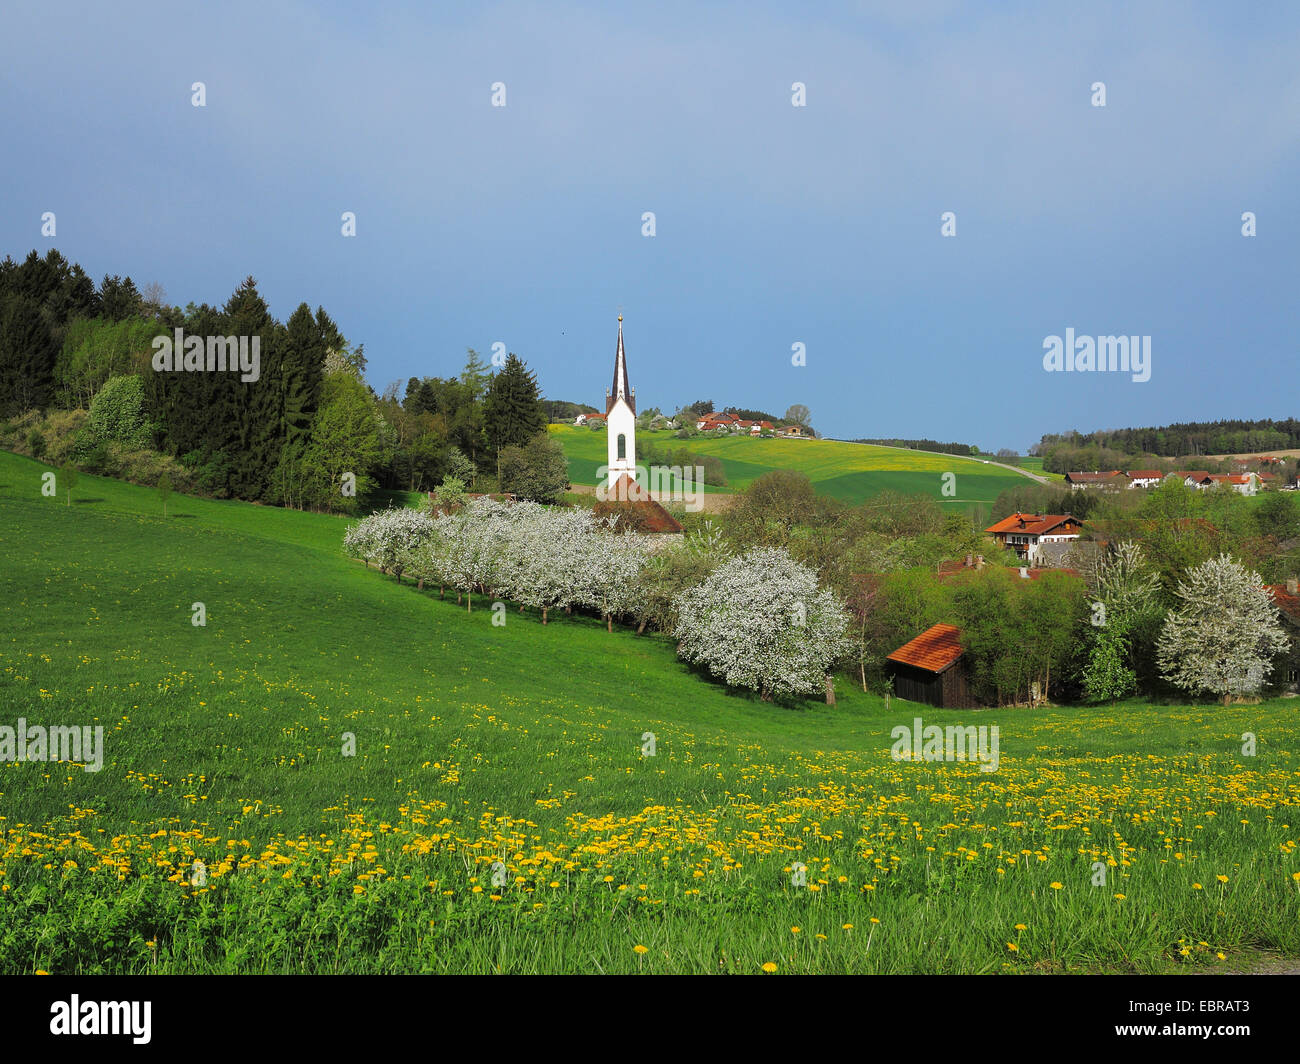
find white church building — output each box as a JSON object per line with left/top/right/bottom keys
{"left": 604, "top": 314, "right": 637, "bottom": 485}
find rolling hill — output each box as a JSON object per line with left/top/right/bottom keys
{"left": 1, "top": 448, "right": 1297, "bottom": 974}
{"left": 551, "top": 425, "right": 1038, "bottom": 511}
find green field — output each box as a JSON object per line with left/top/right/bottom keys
{"left": 2, "top": 448, "right": 1299, "bottom": 974}
{"left": 551, "top": 425, "right": 1035, "bottom": 510}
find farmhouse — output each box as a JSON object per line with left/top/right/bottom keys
{"left": 1126, "top": 470, "right": 1165, "bottom": 488}
{"left": 1065, "top": 471, "right": 1129, "bottom": 491}
{"left": 1199, "top": 473, "right": 1259, "bottom": 495}
{"left": 885, "top": 623, "right": 976, "bottom": 708}
{"left": 984, "top": 512, "right": 1084, "bottom": 565}
{"left": 696, "top": 412, "right": 738, "bottom": 431}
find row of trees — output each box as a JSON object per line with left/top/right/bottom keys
{"left": 1033, "top": 419, "right": 1300, "bottom": 466}
{"left": 343, "top": 498, "right": 850, "bottom": 700}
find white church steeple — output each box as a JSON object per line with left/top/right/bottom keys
{"left": 605, "top": 314, "right": 637, "bottom": 485}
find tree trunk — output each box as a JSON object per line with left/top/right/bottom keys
{"left": 542, "top": 607, "right": 549, "bottom": 625}
{"left": 825, "top": 674, "right": 836, "bottom": 705}
{"left": 606, "top": 614, "right": 612, "bottom": 633}
{"left": 440, "top": 585, "right": 445, "bottom": 599}
{"left": 467, "top": 591, "right": 472, "bottom": 613}
{"left": 417, "top": 577, "right": 424, "bottom": 590}
{"left": 457, "top": 592, "right": 462, "bottom": 605}
{"left": 636, "top": 619, "right": 647, "bottom": 635}
{"left": 860, "top": 661, "right": 867, "bottom": 692}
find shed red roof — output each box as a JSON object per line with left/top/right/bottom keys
{"left": 886, "top": 623, "right": 964, "bottom": 673}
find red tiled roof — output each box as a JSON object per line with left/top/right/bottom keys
{"left": 1125, "top": 470, "right": 1164, "bottom": 479}
{"left": 1267, "top": 585, "right": 1300, "bottom": 622}
{"left": 887, "top": 623, "right": 964, "bottom": 673}
{"left": 985, "top": 513, "right": 1082, "bottom": 536}
{"left": 1066, "top": 471, "right": 1127, "bottom": 482}
{"left": 1172, "top": 471, "right": 1210, "bottom": 481}
{"left": 598, "top": 475, "right": 684, "bottom": 533}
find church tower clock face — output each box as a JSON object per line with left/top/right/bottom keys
{"left": 605, "top": 314, "right": 637, "bottom": 486}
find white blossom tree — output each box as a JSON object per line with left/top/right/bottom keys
{"left": 343, "top": 507, "right": 435, "bottom": 583}
{"left": 673, "top": 546, "right": 850, "bottom": 701}
{"left": 1157, "top": 553, "right": 1290, "bottom": 703}
{"left": 579, "top": 523, "right": 652, "bottom": 631}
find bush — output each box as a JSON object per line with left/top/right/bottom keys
{"left": 26, "top": 428, "right": 46, "bottom": 459}
{"left": 41, "top": 409, "right": 88, "bottom": 465}
{"left": 80, "top": 374, "right": 153, "bottom": 453}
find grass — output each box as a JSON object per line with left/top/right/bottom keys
{"left": 550, "top": 425, "right": 1035, "bottom": 511}
{"left": 1, "top": 447, "right": 1298, "bottom": 974}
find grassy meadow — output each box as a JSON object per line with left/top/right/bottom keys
{"left": 1, "top": 447, "right": 1299, "bottom": 974}
{"left": 550, "top": 425, "right": 1033, "bottom": 511}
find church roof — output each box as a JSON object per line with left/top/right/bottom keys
{"left": 598, "top": 474, "right": 683, "bottom": 533}
{"left": 606, "top": 315, "right": 636, "bottom": 415}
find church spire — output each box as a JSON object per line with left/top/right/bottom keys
{"left": 607, "top": 313, "right": 635, "bottom": 415}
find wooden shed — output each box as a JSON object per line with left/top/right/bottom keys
{"left": 884, "top": 623, "right": 976, "bottom": 708}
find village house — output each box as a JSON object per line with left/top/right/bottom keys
{"left": 1125, "top": 470, "right": 1165, "bottom": 488}
{"left": 696, "top": 412, "right": 738, "bottom": 431}
{"left": 1198, "top": 473, "right": 1259, "bottom": 495}
{"left": 984, "top": 512, "right": 1084, "bottom": 565}
{"left": 1065, "top": 471, "right": 1130, "bottom": 491}
{"left": 1170, "top": 470, "right": 1211, "bottom": 488}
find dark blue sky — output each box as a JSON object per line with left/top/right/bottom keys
{"left": 3, "top": 1, "right": 1296, "bottom": 450}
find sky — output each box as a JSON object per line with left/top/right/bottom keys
{"left": 2, "top": 0, "right": 1297, "bottom": 451}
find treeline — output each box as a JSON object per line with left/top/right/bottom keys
{"left": 0, "top": 247, "right": 557, "bottom": 513}
{"left": 1034, "top": 419, "right": 1300, "bottom": 469}
{"left": 635, "top": 438, "right": 727, "bottom": 486}
{"left": 850, "top": 437, "right": 979, "bottom": 457}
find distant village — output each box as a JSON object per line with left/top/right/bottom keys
{"left": 573, "top": 409, "right": 812, "bottom": 438}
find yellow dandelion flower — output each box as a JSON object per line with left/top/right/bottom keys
{"left": 1216, "top": 875, "right": 1229, "bottom": 884}
{"left": 633, "top": 945, "right": 648, "bottom": 954}
{"left": 1049, "top": 882, "right": 1063, "bottom": 890}
{"left": 761, "top": 962, "right": 777, "bottom": 973}
{"left": 1006, "top": 943, "right": 1018, "bottom": 952}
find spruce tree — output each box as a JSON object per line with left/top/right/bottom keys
{"left": 483, "top": 353, "right": 545, "bottom": 455}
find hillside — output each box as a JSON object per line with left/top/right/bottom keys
{"left": 550, "top": 425, "right": 1037, "bottom": 510}
{"left": 2, "top": 449, "right": 1299, "bottom": 974}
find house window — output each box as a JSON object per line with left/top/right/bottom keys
{"left": 617, "top": 433, "right": 626, "bottom": 460}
